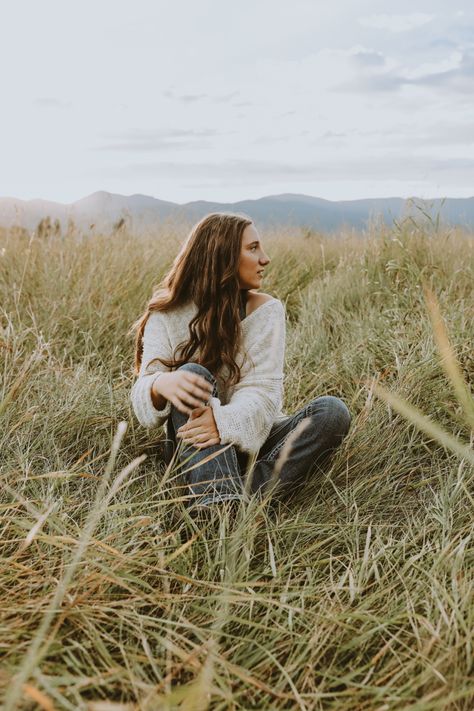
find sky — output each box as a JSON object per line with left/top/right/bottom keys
{"left": 1, "top": 0, "right": 473, "bottom": 204}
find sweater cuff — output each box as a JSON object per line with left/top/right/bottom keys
{"left": 209, "top": 396, "right": 237, "bottom": 446}
{"left": 150, "top": 373, "right": 172, "bottom": 419}
{"left": 131, "top": 371, "right": 172, "bottom": 428}
{"left": 149, "top": 372, "right": 171, "bottom": 416}
{"left": 209, "top": 395, "right": 270, "bottom": 454}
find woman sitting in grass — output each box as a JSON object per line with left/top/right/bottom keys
{"left": 130, "top": 212, "right": 351, "bottom": 516}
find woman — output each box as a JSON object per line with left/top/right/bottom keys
{"left": 130, "top": 213, "right": 351, "bottom": 514}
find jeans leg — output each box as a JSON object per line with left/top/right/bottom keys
{"left": 248, "top": 395, "right": 351, "bottom": 500}
{"left": 169, "top": 363, "right": 244, "bottom": 506}
{"left": 163, "top": 414, "right": 176, "bottom": 467}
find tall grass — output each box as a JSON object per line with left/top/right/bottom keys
{"left": 0, "top": 216, "right": 473, "bottom": 710}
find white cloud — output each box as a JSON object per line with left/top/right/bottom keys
{"left": 33, "top": 97, "right": 71, "bottom": 109}
{"left": 404, "top": 51, "right": 463, "bottom": 80}
{"left": 358, "top": 13, "right": 435, "bottom": 33}
{"left": 1, "top": 0, "right": 472, "bottom": 203}
{"left": 94, "top": 128, "right": 223, "bottom": 152}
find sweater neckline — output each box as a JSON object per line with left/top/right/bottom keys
{"left": 186, "top": 296, "right": 277, "bottom": 326}
{"left": 240, "top": 297, "right": 277, "bottom": 327}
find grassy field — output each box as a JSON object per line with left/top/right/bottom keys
{"left": 0, "top": 216, "right": 473, "bottom": 710}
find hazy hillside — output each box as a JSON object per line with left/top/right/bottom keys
{"left": 1, "top": 190, "right": 474, "bottom": 234}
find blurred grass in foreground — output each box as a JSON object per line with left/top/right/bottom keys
{"left": 0, "top": 215, "right": 473, "bottom": 710}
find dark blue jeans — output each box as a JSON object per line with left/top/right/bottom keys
{"left": 164, "top": 363, "right": 351, "bottom": 507}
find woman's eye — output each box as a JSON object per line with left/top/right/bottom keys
{"left": 251, "top": 246, "right": 257, "bottom": 251}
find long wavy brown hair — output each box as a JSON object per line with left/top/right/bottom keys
{"left": 129, "top": 212, "right": 254, "bottom": 388}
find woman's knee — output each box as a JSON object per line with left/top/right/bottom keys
{"left": 308, "top": 395, "right": 352, "bottom": 438}
{"left": 176, "top": 362, "right": 216, "bottom": 385}
{"left": 176, "top": 362, "right": 217, "bottom": 394}
{"left": 168, "top": 362, "right": 218, "bottom": 436}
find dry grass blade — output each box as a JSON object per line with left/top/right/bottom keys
{"left": 423, "top": 284, "right": 474, "bottom": 430}
{"left": 18, "top": 501, "right": 58, "bottom": 552}
{"left": 21, "top": 683, "right": 56, "bottom": 711}
{"left": 372, "top": 382, "right": 474, "bottom": 470}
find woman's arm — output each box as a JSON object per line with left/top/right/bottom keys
{"left": 130, "top": 312, "right": 172, "bottom": 428}
{"left": 209, "top": 300, "right": 286, "bottom": 453}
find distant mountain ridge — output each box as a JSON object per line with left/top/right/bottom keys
{"left": 1, "top": 190, "right": 473, "bottom": 233}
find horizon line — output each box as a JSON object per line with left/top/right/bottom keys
{"left": 1, "top": 190, "right": 474, "bottom": 206}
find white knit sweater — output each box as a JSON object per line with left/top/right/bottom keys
{"left": 130, "top": 297, "right": 287, "bottom": 453}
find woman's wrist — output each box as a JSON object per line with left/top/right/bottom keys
{"left": 151, "top": 373, "right": 167, "bottom": 411}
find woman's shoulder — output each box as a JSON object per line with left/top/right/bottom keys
{"left": 144, "top": 302, "right": 195, "bottom": 335}
{"left": 246, "top": 291, "right": 282, "bottom": 316}
{"left": 242, "top": 292, "right": 285, "bottom": 332}
{"left": 241, "top": 293, "right": 285, "bottom": 355}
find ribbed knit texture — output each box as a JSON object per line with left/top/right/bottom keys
{"left": 130, "top": 297, "right": 287, "bottom": 453}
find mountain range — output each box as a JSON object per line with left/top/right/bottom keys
{"left": 1, "top": 191, "right": 473, "bottom": 234}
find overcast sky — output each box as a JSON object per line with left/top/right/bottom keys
{"left": 1, "top": 0, "right": 473, "bottom": 204}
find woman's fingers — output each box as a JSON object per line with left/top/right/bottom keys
{"left": 174, "top": 399, "right": 199, "bottom": 416}
{"left": 176, "top": 387, "right": 207, "bottom": 409}
{"left": 183, "top": 373, "right": 214, "bottom": 400}
{"left": 172, "top": 397, "right": 193, "bottom": 415}
{"left": 182, "top": 384, "right": 210, "bottom": 405}
{"left": 196, "top": 437, "right": 220, "bottom": 449}
{"left": 178, "top": 429, "right": 206, "bottom": 442}
{"left": 171, "top": 397, "right": 188, "bottom": 415}
{"left": 187, "top": 438, "right": 219, "bottom": 449}
{"left": 179, "top": 432, "right": 219, "bottom": 448}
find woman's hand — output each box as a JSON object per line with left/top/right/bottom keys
{"left": 152, "top": 371, "right": 213, "bottom": 416}
{"left": 176, "top": 406, "right": 221, "bottom": 449}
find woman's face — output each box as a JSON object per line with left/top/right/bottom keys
{"left": 238, "top": 224, "right": 271, "bottom": 290}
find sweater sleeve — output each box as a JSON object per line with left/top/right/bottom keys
{"left": 209, "top": 300, "right": 286, "bottom": 454}
{"left": 130, "top": 311, "right": 172, "bottom": 429}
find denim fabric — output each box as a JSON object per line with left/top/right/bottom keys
{"left": 164, "top": 363, "right": 351, "bottom": 507}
